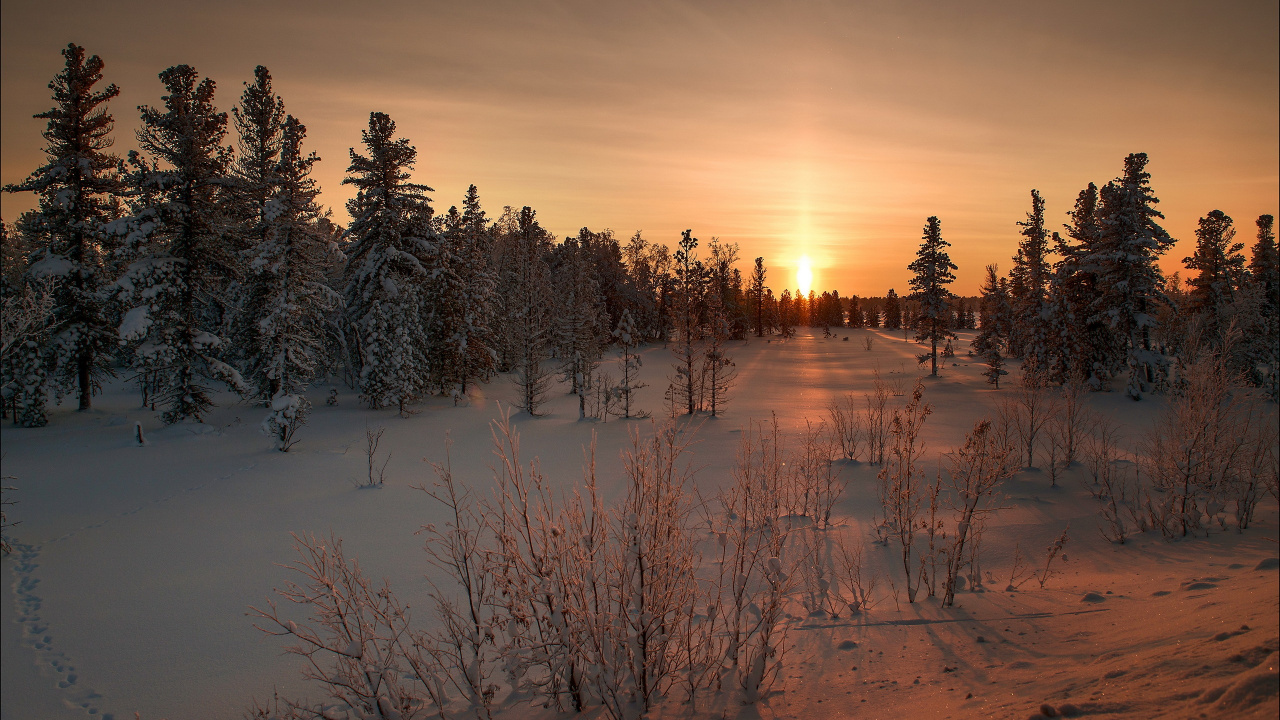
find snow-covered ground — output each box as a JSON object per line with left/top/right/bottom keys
{"left": 3, "top": 328, "right": 1277, "bottom": 719}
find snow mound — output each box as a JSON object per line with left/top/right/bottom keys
{"left": 1254, "top": 557, "right": 1279, "bottom": 571}
{"left": 1080, "top": 592, "right": 1106, "bottom": 603}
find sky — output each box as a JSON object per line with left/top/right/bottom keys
{"left": 2, "top": 0, "right": 1277, "bottom": 295}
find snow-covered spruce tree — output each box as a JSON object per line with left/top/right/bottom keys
{"left": 1050, "top": 182, "right": 1113, "bottom": 387}
{"left": 341, "top": 112, "right": 435, "bottom": 414}
{"left": 248, "top": 118, "right": 342, "bottom": 449}
{"left": 668, "top": 229, "right": 706, "bottom": 414}
{"left": 453, "top": 184, "right": 496, "bottom": 397}
{"left": 750, "top": 256, "right": 768, "bottom": 336}
{"left": 1, "top": 265, "right": 55, "bottom": 424}
{"left": 1183, "top": 209, "right": 1245, "bottom": 346}
{"left": 613, "top": 308, "right": 647, "bottom": 419}
{"left": 225, "top": 65, "right": 286, "bottom": 390}
{"left": 508, "top": 207, "right": 554, "bottom": 415}
{"left": 908, "top": 216, "right": 957, "bottom": 377}
{"left": 777, "top": 289, "right": 795, "bottom": 338}
{"left": 983, "top": 345, "right": 1007, "bottom": 389}
{"left": 882, "top": 288, "right": 902, "bottom": 331}
{"left": 1247, "top": 215, "right": 1279, "bottom": 394}
{"left": 1094, "top": 153, "right": 1176, "bottom": 399}
{"left": 1009, "top": 190, "right": 1052, "bottom": 373}
{"left": 553, "top": 232, "right": 607, "bottom": 419}
{"left": 116, "top": 65, "right": 244, "bottom": 424}
{"left": 3, "top": 44, "right": 124, "bottom": 414}
{"left": 973, "top": 266, "right": 1008, "bottom": 354}
{"left": 1252, "top": 215, "right": 1278, "bottom": 318}
{"left": 422, "top": 207, "right": 470, "bottom": 399}
{"left": 847, "top": 294, "right": 863, "bottom": 328}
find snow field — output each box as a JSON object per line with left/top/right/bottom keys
{"left": 2, "top": 327, "right": 1277, "bottom": 719}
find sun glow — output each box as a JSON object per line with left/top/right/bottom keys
{"left": 796, "top": 256, "right": 813, "bottom": 297}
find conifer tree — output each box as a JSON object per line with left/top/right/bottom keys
{"left": 242, "top": 116, "right": 342, "bottom": 443}
{"left": 341, "top": 112, "right": 435, "bottom": 413}
{"left": 750, "top": 256, "right": 768, "bottom": 337}
{"left": 613, "top": 308, "right": 647, "bottom": 418}
{"left": 847, "top": 294, "right": 863, "bottom": 328}
{"left": 4, "top": 44, "right": 124, "bottom": 415}
{"left": 454, "top": 184, "right": 496, "bottom": 396}
{"left": 554, "top": 232, "right": 607, "bottom": 418}
{"left": 907, "top": 216, "right": 957, "bottom": 376}
{"left": 116, "top": 65, "right": 242, "bottom": 423}
{"left": 669, "top": 230, "right": 706, "bottom": 414}
{"left": 1183, "top": 210, "right": 1245, "bottom": 343}
{"left": 225, "top": 66, "right": 287, "bottom": 374}
{"left": 1009, "top": 190, "right": 1052, "bottom": 371}
{"left": 1094, "top": 153, "right": 1175, "bottom": 399}
{"left": 983, "top": 346, "right": 1007, "bottom": 389}
{"left": 883, "top": 289, "right": 902, "bottom": 330}
{"left": 778, "top": 289, "right": 795, "bottom": 337}
{"left": 1247, "top": 215, "right": 1279, "bottom": 395}
{"left": 1050, "top": 182, "right": 1114, "bottom": 386}
{"left": 508, "top": 207, "right": 554, "bottom": 415}
{"left": 1249, "top": 215, "right": 1277, "bottom": 320}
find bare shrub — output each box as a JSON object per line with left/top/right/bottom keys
{"left": 1004, "top": 543, "right": 1034, "bottom": 591}
{"left": 990, "top": 399, "right": 1022, "bottom": 478}
{"left": 862, "top": 336, "right": 874, "bottom": 351}
{"left": 878, "top": 380, "right": 931, "bottom": 602}
{"left": 826, "top": 392, "right": 863, "bottom": 462}
{"left": 834, "top": 533, "right": 879, "bottom": 615}
{"left": 796, "top": 419, "right": 846, "bottom": 528}
{"left": 416, "top": 437, "right": 501, "bottom": 718}
{"left": 1008, "top": 370, "right": 1057, "bottom": 470}
{"left": 1234, "top": 411, "right": 1279, "bottom": 530}
{"left": 248, "top": 532, "right": 446, "bottom": 718}
{"left": 1098, "top": 462, "right": 1141, "bottom": 543}
{"left": 363, "top": 425, "right": 390, "bottom": 487}
{"left": 1051, "top": 375, "right": 1091, "bottom": 466}
{"left": 708, "top": 416, "right": 796, "bottom": 705}
{"left": 1138, "top": 331, "right": 1265, "bottom": 538}
{"left": 1037, "top": 526, "right": 1070, "bottom": 589}
{"left": 940, "top": 420, "right": 1013, "bottom": 606}
{"left": 863, "top": 371, "right": 892, "bottom": 465}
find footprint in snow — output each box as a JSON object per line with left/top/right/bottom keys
{"left": 8, "top": 542, "right": 112, "bottom": 717}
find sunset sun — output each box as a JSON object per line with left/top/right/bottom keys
{"left": 796, "top": 255, "right": 812, "bottom": 296}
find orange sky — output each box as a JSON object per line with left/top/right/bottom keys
{"left": 2, "top": 0, "right": 1276, "bottom": 295}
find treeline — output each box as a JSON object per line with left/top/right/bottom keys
{"left": 0, "top": 45, "right": 777, "bottom": 434}
{"left": 970, "top": 157, "right": 1279, "bottom": 400}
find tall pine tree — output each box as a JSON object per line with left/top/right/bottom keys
{"left": 907, "top": 216, "right": 957, "bottom": 376}
{"left": 241, "top": 115, "right": 342, "bottom": 416}
{"left": 1183, "top": 209, "right": 1245, "bottom": 344}
{"left": 1009, "top": 189, "right": 1052, "bottom": 371}
{"left": 117, "top": 65, "right": 242, "bottom": 423}
{"left": 341, "top": 112, "right": 435, "bottom": 413}
{"left": 1094, "top": 153, "right": 1175, "bottom": 399}
{"left": 4, "top": 44, "right": 124, "bottom": 416}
